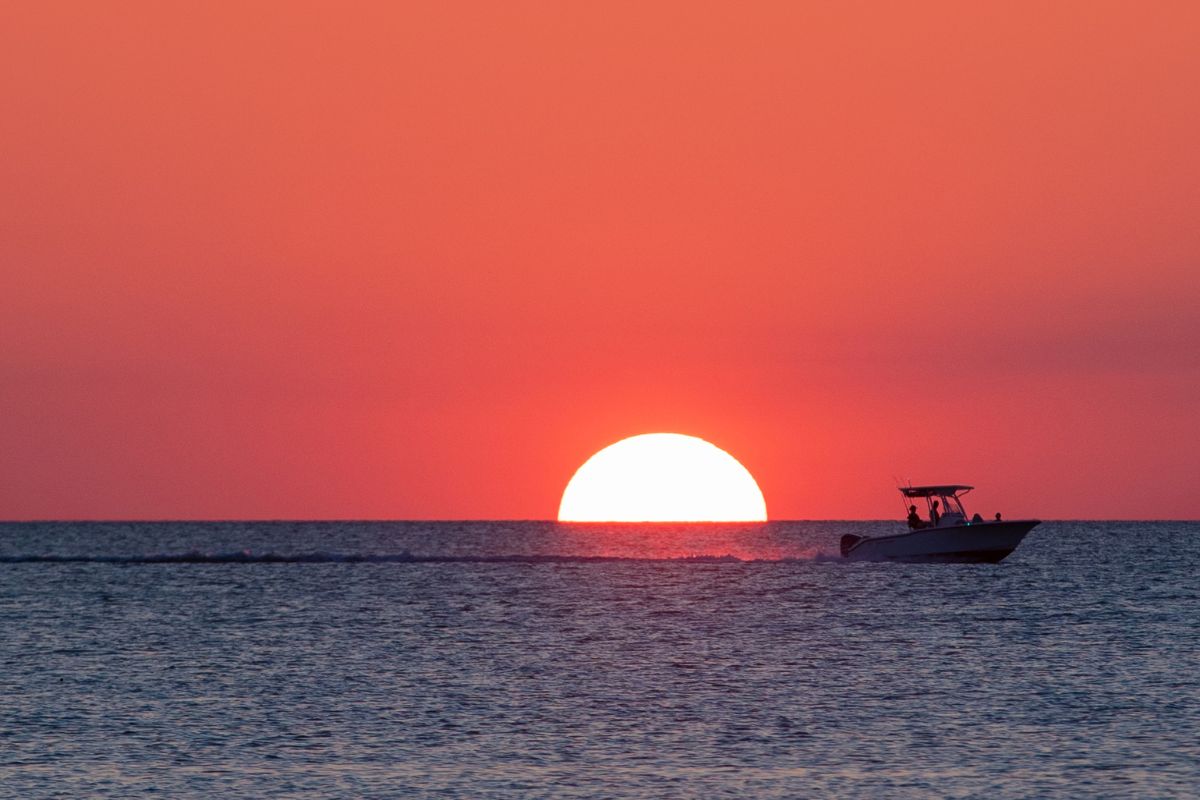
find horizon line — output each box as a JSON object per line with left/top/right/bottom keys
{"left": 1, "top": 518, "right": 1197, "bottom": 524}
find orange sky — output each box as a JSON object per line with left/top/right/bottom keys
{"left": 2, "top": 2, "right": 1197, "bottom": 519}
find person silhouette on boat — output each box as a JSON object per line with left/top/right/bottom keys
{"left": 995, "top": 512, "right": 1003, "bottom": 522}
{"left": 907, "top": 505, "right": 923, "bottom": 529}
{"left": 929, "top": 500, "right": 941, "bottom": 527}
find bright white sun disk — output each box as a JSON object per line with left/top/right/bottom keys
{"left": 558, "top": 433, "right": 767, "bottom": 522}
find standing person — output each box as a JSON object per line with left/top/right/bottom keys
{"left": 930, "top": 500, "right": 941, "bottom": 527}
{"left": 907, "top": 505, "right": 923, "bottom": 529}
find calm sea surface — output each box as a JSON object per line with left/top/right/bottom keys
{"left": 1, "top": 521, "right": 1197, "bottom": 798}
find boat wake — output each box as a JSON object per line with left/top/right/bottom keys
{"left": 0, "top": 550, "right": 841, "bottom": 565}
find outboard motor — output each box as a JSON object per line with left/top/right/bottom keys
{"left": 840, "top": 534, "right": 863, "bottom": 558}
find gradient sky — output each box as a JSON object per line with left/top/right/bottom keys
{"left": 2, "top": 2, "right": 1197, "bottom": 519}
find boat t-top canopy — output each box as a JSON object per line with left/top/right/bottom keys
{"left": 900, "top": 485, "right": 974, "bottom": 498}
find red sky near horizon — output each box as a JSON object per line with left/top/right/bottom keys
{"left": 2, "top": 2, "right": 1197, "bottom": 520}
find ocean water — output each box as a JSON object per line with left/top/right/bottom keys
{"left": 1, "top": 520, "right": 1197, "bottom": 798}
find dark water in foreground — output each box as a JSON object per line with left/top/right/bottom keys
{"left": 1, "top": 521, "right": 1197, "bottom": 798}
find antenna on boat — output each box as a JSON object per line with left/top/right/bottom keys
{"left": 893, "top": 475, "right": 911, "bottom": 518}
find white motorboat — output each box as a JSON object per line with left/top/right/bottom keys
{"left": 840, "top": 485, "right": 1039, "bottom": 563}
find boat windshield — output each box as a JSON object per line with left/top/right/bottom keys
{"left": 902, "top": 487, "right": 971, "bottom": 526}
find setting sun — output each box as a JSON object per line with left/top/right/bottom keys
{"left": 558, "top": 433, "right": 767, "bottom": 522}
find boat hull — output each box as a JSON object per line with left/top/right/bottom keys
{"left": 843, "top": 520, "right": 1040, "bottom": 563}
